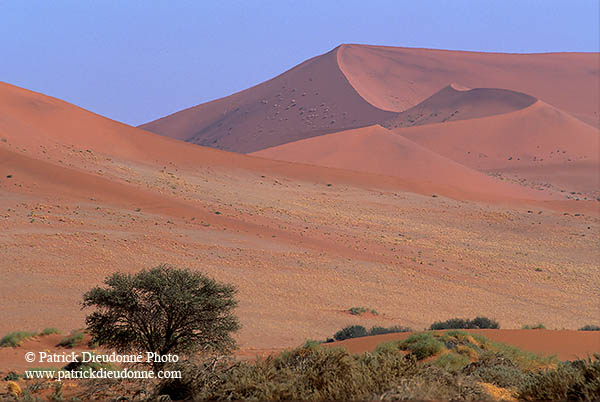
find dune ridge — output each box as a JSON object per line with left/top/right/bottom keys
{"left": 337, "top": 44, "right": 599, "bottom": 127}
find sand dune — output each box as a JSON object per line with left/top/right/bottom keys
{"left": 252, "top": 125, "right": 552, "bottom": 201}
{"left": 337, "top": 44, "right": 599, "bottom": 127}
{"left": 139, "top": 47, "right": 395, "bottom": 153}
{"left": 1, "top": 81, "right": 599, "bottom": 354}
{"left": 139, "top": 44, "right": 598, "bottom": 157}
{"left": 381, "top": 84, "right": 537, "bottom": 128}
{"left": 393, "top": 100, "right": 599, "bottom": 196}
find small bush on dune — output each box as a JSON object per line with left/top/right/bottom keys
{"left": 369, "top": 325, "right": 412, "bottom": 336}
{"left": 40, "top": 328, "right": 61, "bottom": 336}
{"left": 397, "top": 332, "right": 445, "bottom": 360}
{"left": 579, "top": 324, "right": 600, "bottom": 331}
{"left": 0, "top": 331, "right": 38, "bottom": 347}
{"left": 57, "top": 330, "right": 84, "bottom": 348}
{"left": 429, "top": 316, "right": 499, "bottom": 330}
{"left": 331, "top": 324, "right": 412, "bottom": 341}
{"left": 348, "top": 306, "right": 378, "bottom": 316}
{"left": 522, "top": 323, "right": 546, "bottom": 330}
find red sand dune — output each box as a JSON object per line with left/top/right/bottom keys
{"left": 5, "top": 81, "right": 561, "bottom": 204}
{"left": 326, "top": 330, "right": 600, "bottom": 361}
{"left": 337, "top": 44, "right": 600, "bottom": 127}
{"left": 139, "top": 47, "right": 395, "bottom": 153}
{"left": 140, "top": 44, "right": 599, "bottom": 154}
{"left": 381, "top": 84, "right": 537, "bottom": 128}
{"left": 393, "top": 100, "right": 599, "bottom": 195}
{"left": 252, "top": 125, "right": 553, "bottom": 201}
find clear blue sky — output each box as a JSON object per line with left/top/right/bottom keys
{"left": 1, "top": 1, "right": 598, "bottom": 125}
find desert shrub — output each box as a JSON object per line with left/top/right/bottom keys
{"left": 155, "top": 335, "right": 590, "bottom": 401}
{"left": 397, "top": 332, "right": 445, "bottom": 360}
{"left": 333, "top": 325, "right": 368, "bottom": 341}
{"left": 464, "top": 351, "right": 529, "bottom": 388}
{"left": 517, "top": 355, "right": 600, "bottom": 400}
{"left": 434, "top": 352, "right": 471, "bottom": 372}
{"left": 0, "top": 331, "right": 38, "bottom": 347}
{"left": 522, "top": 323, "right": 546, "bottom": 329}
{"left": 579, "top": 324, "right": 600, "bottom": 331}
{"left": 368, "top": 325, "right": 412, "bottom": 336}
{"left": 156, "top": 343, "right": 484, "bottom": 401}
{"left": 57, "top": 331, "right": 84, "bottom": 348}
{"left": 380, "top": 365, "right": 487, "bottom": 400}
{"left": 83, "top": 264, "right": 240, "bottom": 371}
{"left": 40, "top": 328, "right": 61, "bottom": 336}
{"left": 429, "top": 316, "right": 499, "bottom": 330}
{"left": 348, "top": 306, "right": 378, "bottom": 316}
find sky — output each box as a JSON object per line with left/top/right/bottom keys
{"left": 1, "top": 1, "right": 598, "bottom": 126}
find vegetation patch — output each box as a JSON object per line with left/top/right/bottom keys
{"left": 0, "top": 331, "right": 38, "bottom": 347}
{"left": 57, "top": 330, "right": 84, "bottom": 348}
{"left": 522, "top": 323, "right": 546, "bottom": 330}
{"left": 348, "top": 306, "right": 378, "bottom": 316}
{"left": 429, "top": 316, "right": 499, "bottom": 330}
{"left": 40, "top": 327, "right": 61, "bottom": 336}
{"left": 331, "top": 324, "right": 412, "bottom": 341}
{"left": 579, "top": 324, "right": 600, "bottom": 331}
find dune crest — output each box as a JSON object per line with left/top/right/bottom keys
{"left": 337, "top": 44, "right": 599, "bottom": 126}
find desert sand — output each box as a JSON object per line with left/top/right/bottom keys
{"left": 1, "top": 44, "right": 599, "bottom": 369}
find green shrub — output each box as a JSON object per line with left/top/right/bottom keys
{"left": 579, "top": 324, "right": 600, "bottom": 331}
{"left": 0, "top": 331, "right": 38, "bottom": 347}
{"left": 434, "top": 352, "right": 471, "bottom": 372}
{"left": 429, "top": 316, "right": 499, "bottom": 330}
{"left": 368, "top": 325, "right": 412, "bottom": 336}
{"left": 40, "top": 328, "right": 61, "bottom": 336}
{"left": 522, "top": 323, "right": 546, "bottom": 330}
{"left": 156, "top": 343, "right": 486, "bottom": 401}
{"left": 348, "top": 306, "right": 378, "bottom": 316}
{"left": 398, "top": 332, "right": 445, "bottom": 360}
{"left": 517, "top": 355, "right": 600, "bottom": 400}
{"left": 154, "top": 334, "right": 593, "bottom": 401}
{"left": 57, "top": 331, "right": 84, "bottom": 348}
{"left": 333, "top": 325, "right": 367, "bottom": 341}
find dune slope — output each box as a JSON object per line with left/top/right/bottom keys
{"left": 393, "top": 101, "right": 600, "bottom": 196}
{"left": 139, "top": 47, "right": 395, "bottom": 153}
{"left": 252, "top": 125, "right": 550, "bottom": 201}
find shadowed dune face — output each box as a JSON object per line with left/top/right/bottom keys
{"left": 381, "top": 84, "right": 537, "bottom": 128}
{"left": 337, "top": 44, "right": 600, "bottom": 127}
{"left": 139, "top": 47, "right": 395, "bottom": 153}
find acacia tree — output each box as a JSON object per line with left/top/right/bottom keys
{"left": 82, "top": 264, "right": 240, "bottom": 371}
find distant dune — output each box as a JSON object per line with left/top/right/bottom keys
{"left": 252, "top": 125, "right": 549, "bottom": 201}
{"left": 394, "top": 100, "right": 599, "bottom": 195}
{"left": 141, "top": 44, "right": 599, "bottom": 154}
